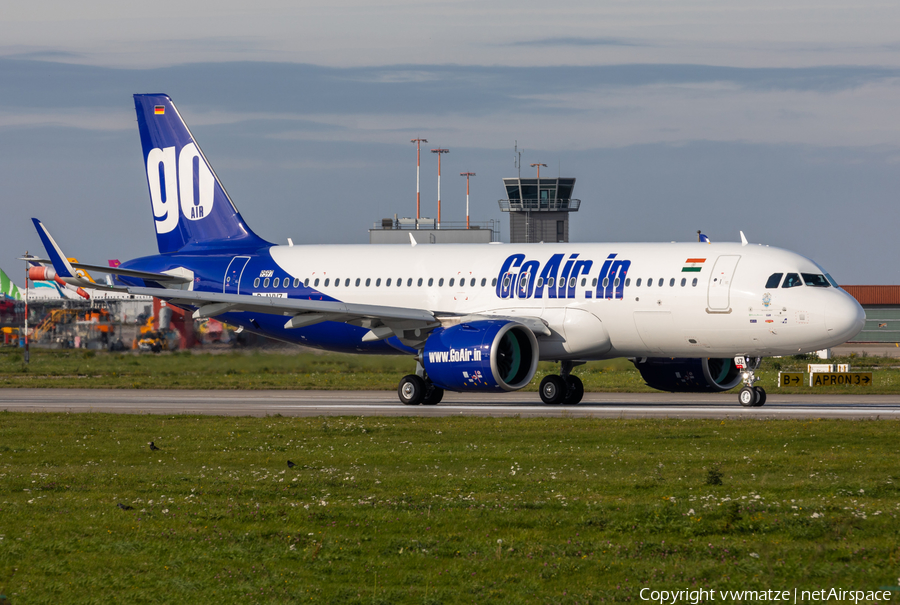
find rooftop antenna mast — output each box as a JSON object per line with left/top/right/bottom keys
{"left": 431, "top": 147, "right": 449, "bottom": 229}
{"left": 514, "top": 141, "right": 523, "bottom": 179}
{"left": 460, "top": 172, "right": 476, "bottom": 229}
{"left": 411, "top": 138, "right": 428, "bottom": 226}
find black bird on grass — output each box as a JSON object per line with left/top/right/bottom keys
{"left": 149, "top": 442, "right": 160, "bottom": 451}
{"left": 117, "top": 503, "right": 134, "bottom": 511}
{"left": 287, "top": 460, "right": 296, "bottom": 468}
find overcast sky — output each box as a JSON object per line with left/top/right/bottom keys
{"left": 2, "top": 1, "right": 900, "bottom": 283}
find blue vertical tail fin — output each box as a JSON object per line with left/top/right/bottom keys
{"left": 134, "top": 94, "right": 270, "bottom": 254}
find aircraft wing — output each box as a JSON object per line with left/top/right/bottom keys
{"left": 125, "top": 286, "right": 551, "bottom": 347}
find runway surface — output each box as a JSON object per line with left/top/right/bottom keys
{"left": 1, "top": 389, "right": 899, "bottom": 419}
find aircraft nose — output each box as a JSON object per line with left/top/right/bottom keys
{"left": 825, "top": 292, "right": 865, "bottom": 343}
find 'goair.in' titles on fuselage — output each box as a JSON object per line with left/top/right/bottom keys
{"left": 27, "top": 94, "right": 865, "bottom": 407}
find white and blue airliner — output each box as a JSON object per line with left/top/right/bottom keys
{"left": 26, "top": 94, "right": 865, "bottom": 407}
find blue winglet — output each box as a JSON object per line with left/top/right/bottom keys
{"left": 31, "top": 218, "right": 75, "bottom": 278}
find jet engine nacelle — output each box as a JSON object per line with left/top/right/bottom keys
{"left": 633, "top": 357, "right": 742, "bottom": 392}
{"left": 423, "top": 320, "right": 539, "bottom": 392}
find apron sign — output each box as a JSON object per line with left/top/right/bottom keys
{"left": 810, "top": 372, "right": 873, "bottom": 387}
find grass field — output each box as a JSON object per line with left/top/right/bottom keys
{"left": 0, "top": 413, "right": 898, "bottom": 603}
{"left": 1, "top": 347, "right": 899, "bottom": 394}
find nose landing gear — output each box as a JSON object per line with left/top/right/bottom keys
{"left": 736, "top": 356, "right": 766, "bottom": 407}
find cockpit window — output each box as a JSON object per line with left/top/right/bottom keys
{"left": 782, "top": 273, "right": 802, "bottom": 288}
{"left": 802, "top": 273, "right": 830, "bottom": 288}
{"left": 765, "top": 273, "right": 783, "bottom": 289}
{"left": 825, "top": 273, "right": 840, "bottom": 288}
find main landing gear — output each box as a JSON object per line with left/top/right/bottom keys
{"left": 398, "top": 360, "right": 444, "bottom": 406}
{"left": 736, "top": 356, "right": 766, "bottom": 407}
{"left": 539, "top": 361, "right": 585, "bottom": 405}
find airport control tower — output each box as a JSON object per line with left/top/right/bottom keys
{"left": 498, "top": 174, "right": 580, "bottom": 243}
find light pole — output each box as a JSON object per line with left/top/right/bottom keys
{"left": 431, "top": 148, "right": 449, "bottom": 228}
{"left": 411, "top": 138, "right": 427, "bottom": 225}
{"left": 530, "top": 162, "right": 547, "bottom": 179}
{"left": 460, "top": 172, "right": 476, "bottom": 229}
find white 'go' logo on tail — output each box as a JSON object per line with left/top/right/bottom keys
{"left": 146, "top": 143, "right": 214, "bottom": 234}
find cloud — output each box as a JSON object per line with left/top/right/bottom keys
{"left": 508, "top": 37, "right": 646, "bottom": 48}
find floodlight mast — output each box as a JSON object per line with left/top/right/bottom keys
{"left": 530, "top": 162, "right": 547, "bottom": 179}
{"left": 431, "top": 148, "right": 449, "bottom": 229}
{"left": 411, "top": 138, "right": 428, "bottom": 225}
{"left": 460, "top": 172, "right": 476, "bottom": 229}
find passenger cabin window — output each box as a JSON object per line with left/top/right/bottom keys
{"left": 765, "top": 273, "right": 783, "bottom": 289}
{"left": 669, "top": 278, "right": 674, "bottom": 287}
{"left": 625, "top": 278, "right": 631, "bottom": 287}
{"left": 254, "top": 277, "right": 260, "bottom": 288}
{"left": 658, "top": 278, "right": 663, "bottom": 287}
{"left": 450, "top": 278, "right": 456, "bottom": 287}
{"left": 344, "top": 278, "right": 350, "bottom": 287}
{"left": 386, "top": 278, "right": 392, "bottom": 286}
{"left": 647, "top": 278, "right": 653, "bottom": 287}
{"left": 692, "top": 278, "right": 698, "bottom": 287}
{"left": 323, "top": 278, "right": 328, "bottom": 287}
{"left": 355, "top": 278, "right": 360, "bottom": 286}
{"left": 407, "top": 278, "right": 412, "bottom": 287}
{"left": 428, "top": 278, "right": 433, "bottom": 286}
{"left": 273, "top": 277, "right": 280, "bottom": 288}
{"left": 481, "top": 278, "right": 486, "bottom": 286}
{"left": 782, "top": 273, "right": 802, "bottom": 288}
{"left": 304, "top": 278, "right": 309, "bottom": 287}
{"left": 264, "top": 278, "right": 271, "bottom": 287}
{"left": 397, "top": 278, "right": 402, "bottom": 287}
{"left": 293, "top": 278, "right": 300, "bottom": 288}
{"left": 802, "top": 273, "right": 830, "bottom": 288}
{"left": 439, "top": 278, "right": 444, "bottom": 287}
{"left": 492, "top": 278, "right": 497, "bottom": 286}
{"left": 592, "top": 278, "right": 597, "bottom": 287}
{"left": 636, "top": 278, "right": 642, "bottom": 287}
{"left": 417, "top": 278, "right": 423, "bottom": 287}
{"left": 376, "top": 278, "right": 381, "bottom": 286}
{"left": 680, "top": 278, "right": 686, "bottom": 287}
{"left": 471, "top": 278, "right": 476, "bottom": 287}
{"left": 365, "top": 278, "right": 371, "bottom": 286}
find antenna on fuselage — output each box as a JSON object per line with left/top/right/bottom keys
{"left": 740, "top": 231, "right": 748, "bottom": 246}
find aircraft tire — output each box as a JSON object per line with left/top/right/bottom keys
{"left": 398, "top": 375, "right": 427, "bottom": 405}
{"left": 563, "top": 375, "right": 584, "bottom": 405}
{"left": 738, "top": 386, "right": 756, "bottom": 407}
{"left": 540, "top": 375, "right": 567, "bottom": 405}
{"left": 422, "top": 385, "right": 444, "bottom": 405}
{"left": 753, "top": 387, "right": 766, "bottom": 406}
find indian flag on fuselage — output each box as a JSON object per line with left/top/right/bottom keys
{"left": 682, "top": 258, "right": 706, "bottom": 273}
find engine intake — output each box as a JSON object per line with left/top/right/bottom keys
{"left": 423, "top": 320, "right": 539, "bottom": 392}
{"left": 633, "top": 357, "right": 742, "bottom": 392}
